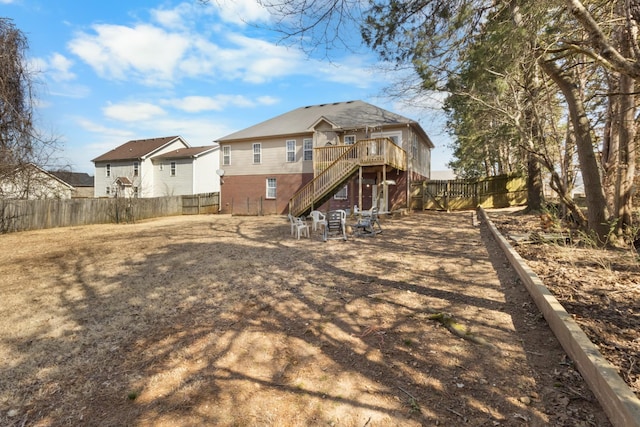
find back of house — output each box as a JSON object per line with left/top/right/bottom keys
{"left": 215, "top": 100, "right": 434, "bottom": 215}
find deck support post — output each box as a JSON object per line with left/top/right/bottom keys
{"left": 358, "top": 166, "right": 363, "bottom": 211}
{"left": 382, "top": 165, "right": 387, "bottom": 212}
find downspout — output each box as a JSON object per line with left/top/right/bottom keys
{"left": 192, "top": 156, "right": 197, "bottom": 194}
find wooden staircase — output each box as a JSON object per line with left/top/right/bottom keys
{"left": 288, "top": 138, "right": 406, "bottom": 216}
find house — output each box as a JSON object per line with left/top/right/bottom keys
{"left": 0, "top": 163, "right": 75, "bottom": 199}
{"left": 214, "top": 100, "right": 434, "bottom": 215}
{"left": 92, "top": 136, "right": 220, "bottom": 198}
{"left": 49, "top": 171, "right": 95, "bottom": 198}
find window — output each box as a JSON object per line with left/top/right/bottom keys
{"left": 222, "top": 145, "right": 230, "bottom": 165}
{"left": 106, "top": 164, "right": 111, "bottom": 177}
{"left": 170, "top": 161, "right": 176, "bottom": 176}
{"left": 159, "top": 163, "right": 164, "bottom": 171}
{"left": 303, "top": 138, "right": 313, "bottom": 161}
{"left": 334, "top": 185, "right": 348, "bottom": 200}
{"left": 344, "top": 135, "right": 356, "bottom": 145}
{"left": 133, "top": 187, "right": 139, "bottom": 198}
{"left": 373, "top": 131, "right": 401, "bottom": 146}
{"left": 253, "top": 143, "right": 261, "bottom": 164}
{"left": 411, "top": 136, "right": 418, "bottom": 159}
{"left": 105, "top": 186, "right": 110, "bottom": 196}
{"left": 266, "top": 178, "right": 276, "bottom": 199}
{"left": 133, "top": 161, "right": 139, "bottom": 176}
{"left": 286, "top": 140, "right": 296, "bottom": 162}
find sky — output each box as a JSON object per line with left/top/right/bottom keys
{"left": 2, "top": 0, "right": 453, "bottom": 175}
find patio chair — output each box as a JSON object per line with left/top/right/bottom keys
{"left": 288, "top": 214, "right": 310, "bottom": 239}
{"left": 309, "top": 210, "right": 327, "bottom": 232}
{"left": 354, "top": 207, "right": 382, "bottom": 237}
{"left": 323, "top": 209, "right": 347, "bottom": 241}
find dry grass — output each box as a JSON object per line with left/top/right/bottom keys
{"left": 0, "top": 212, "right": 610, "bottom": 426}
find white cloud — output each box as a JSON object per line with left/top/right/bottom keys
{"left": 68, "top": 23, "right": 190, "bottom": 84}
{"left": 256, "top": 95, "right": 279, "bottom": 105}
{"left": 29, "top": 54, "right": 90, "bottom": 99}
{"left": 103, "top": 101, "right": 167, "bottom": 122}
{"left": 48, "top": 53, "right": 76, "bottom": 82}
{"left": 171, "top": 96, "right": 226, "bottom": 112}
{"left": 150, "top": 3, "right": 194, "bottom": 29}
{"left": 169, "top": 95, "right": 246, "bottom": 112}
{"left": 76, "top": 117, "right": 135, "bottom": 137}
{"left": 65, "top": 3, "right": 381, "bottom": 89}
{"left": 28, "top": 53, "right": 75, "bottom": 82}
{"left": 214, "top": 0, "right": 271, "bottom": 25}
{"left": 220, "top": 34, "right": 305, "bottom": 83}
{"left": 166, "top": 94, "right": 279, "bottom": 112}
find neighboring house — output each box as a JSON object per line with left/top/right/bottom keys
{"left": 0, "top": 163, "right": 74, "bottom": 199}
{"left": 92, "top": 136, "right": 220, "bottom": 198}
{"left": 430, "top": 170, "right": 458, "bottom": 181}
{"left": 49, "top": 171, "right": 95, "bottom": 198}
{"left": 215, "top": 100, "right": 434, "bottom": 215}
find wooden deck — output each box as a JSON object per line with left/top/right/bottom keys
{"left": 289, "top": 138, "right": 406, "bottom": 216}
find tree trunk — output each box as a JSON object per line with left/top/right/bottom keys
{"left": 613, "top": 73, "right": 636, "bottom": 234}
{"left": 602, "top": 2, "right": 637, "bottom": 238}
{"left": 526, "top": 151, "right": 543, "bottom": 211}
{"left": 539, "top": 59, "right": 610, "bottom": 243}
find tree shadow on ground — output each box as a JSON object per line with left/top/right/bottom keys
{"left": 0, "top": 212, "right": 607, "bottom": 426}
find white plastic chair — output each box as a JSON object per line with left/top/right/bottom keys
{"left": 309, "top": 210, "right": 327, "bottom": 232}
{"left": 287, "top": 214, "right": 296, "bottom": 236}
{"left": 288, "top": 214, "right": 309, "bottom": 239}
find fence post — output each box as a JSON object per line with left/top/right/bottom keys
{"left": 445, "top": 180, "right": 450, "bottom": 212}
{"left": 474, "top": 180, "right": 479, "bottom": 207}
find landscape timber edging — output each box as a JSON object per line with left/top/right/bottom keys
{"left": 478, "top": 206, "right": 640, "bottom": 427}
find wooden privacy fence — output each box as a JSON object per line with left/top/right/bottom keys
{"left": 0, "top": 192, "right": 220, "bottom": 233}
{"left": 411, "top": 174, "right": 527, "bottom": 211}
{"left": 182, "top": 192, "right": 220, "bottom": 215}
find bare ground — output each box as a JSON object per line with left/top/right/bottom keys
{"left": 486, "top": 207, "right": 640, "bottom": 401}
{"left": 0, "top": 211, "right": 616, "bottom": 426}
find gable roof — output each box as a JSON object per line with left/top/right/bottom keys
{"left": 215, "top": 100, "right": 423, "bottom": 142}
{"left": 153, "top": 145, "right": 218, "bottom": 160}
{"left": 2, "top": 163, "right": 75, "bottom": 189}
{"left": 49, "top": 171, "right": 94, "bottom": 187}
{"left": 115, "top": 176, "right": 133, "bottom": 186}
{"left": 92, "top": 136, "right": 184, "bottom": 162}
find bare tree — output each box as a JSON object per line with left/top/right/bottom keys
{"left": 0, "top": 18, "right": 61, "bottom": 199}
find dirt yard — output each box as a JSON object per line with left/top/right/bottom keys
{"left": 486, "top": 208, "right": 640, "bottom": 401}
{"left": 0, "top": 211, "right": 616, "bottom": 426}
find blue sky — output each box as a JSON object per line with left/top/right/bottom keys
{"left": 2, "top": 0, "right": 453, "bottom": 174}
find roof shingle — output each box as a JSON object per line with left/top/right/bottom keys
{"left": 153, "top": 145, "right": 218, "bottom": 160}
{"left": 215, "top": 100, "right": 417, "bottom": 142}
{"left": 92, "top": 136, "right": 182, "bottom": 162}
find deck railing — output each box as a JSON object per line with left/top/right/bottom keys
{"left": 289, "top": 138, "right": 406, "bottom": 216}
{"left": 313, "top": 138, "right": 406, "bottom": 175}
